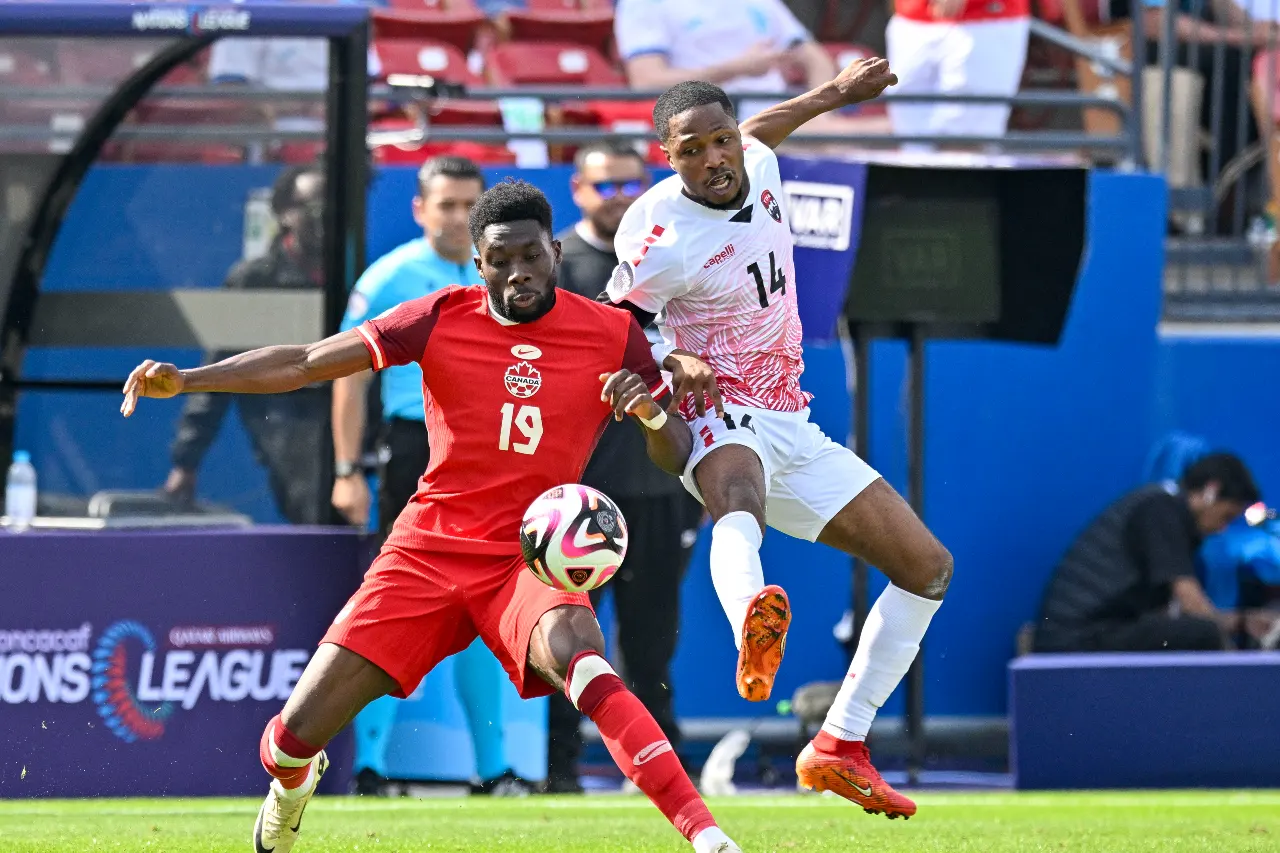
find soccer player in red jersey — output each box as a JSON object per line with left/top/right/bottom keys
{"left": 121, "top": 181, "right": 744, "bottom": 853}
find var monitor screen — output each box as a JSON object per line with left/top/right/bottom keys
{"left": 847, "top": 185, "right": 1001, "bottom": 326}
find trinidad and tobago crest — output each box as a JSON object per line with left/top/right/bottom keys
{"left": 761, "top": 189, "right": 782, "bottom": 223}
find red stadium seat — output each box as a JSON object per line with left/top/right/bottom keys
{"left": 371, "top": 116, "right": 516, "bottom": 164}
{"left": 425, "top": 99, "right": 505, "bottom": 126}
{"left": 102, "top": 141, "right": 244, "bottom": 165}
{"left": 552, "top": 99, "right": 666, "bottom": 166}
{"left": 374, "top": 38, "right": 482, "bottom": 87}
{"left": 0, "top": 43, "right": 56, "bottom": 85}
{"left": 504, "top": 8, "right": 615, "bottom": 57}
{"left": 484, "top": 42, "right": 624, "bottom": 86}
{"left": 371, "top": 7, "right": 487, "bottom": 53}
{"left": 55, "top": 40, "right": 161, "bottom": 85}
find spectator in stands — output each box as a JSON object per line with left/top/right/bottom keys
{"left": 332, "top": 156, "right": 531, "bottom": 797}
{"left": 884, "top": 0, "right": 1031, "bottom": 145}
{"left": 614, "top": 0, "right": 838, "bottom": 119}
{"left": 1034, "top": 453, "right": 1261, "bottom": 653}
{"left": 164, "top": 167, "right": 332, "bottom": 524}
{"left": 543, "top": 140, "right": 704, "bottom": 793}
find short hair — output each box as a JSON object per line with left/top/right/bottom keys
{"left": 1180, "top": 452, "right": 1261, "bottom": 504}
{"left": 652, "top": 81, "right": 735, "bottom": 142}
{"left": 417, "top": 155, "right": 485, "bottom": 198}
{"left": 572, "top": 139, "right": 646, "bottom": 172}
{"left": 270, "top": 166, "right": 322, "bottom": 217}
{"left": 468, "top": 179, "right": 553, "bottom": 247}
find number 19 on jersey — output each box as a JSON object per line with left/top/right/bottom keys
{"left": 499, "top": 403, "right": 543, "bottom": 455}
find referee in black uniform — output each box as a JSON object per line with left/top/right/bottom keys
{"left": 544, "top": 140, "right": 704, "bottom": 792}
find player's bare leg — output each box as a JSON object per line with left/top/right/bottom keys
{"left": 528, "top": 605, "right": 743, "bottom": 853}
{"left": 795, "top": 478, "right": 953, "bottom": 819}
{"left": 255, "top": 643, "right": 398, "bottom": 852}
{"left": 694, "top": 444, "right": 791, "bottom": 702}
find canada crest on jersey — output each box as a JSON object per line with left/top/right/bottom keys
{"left": 761, "top": 189, "right": 782, "bottom": 223}
{"left": 504, "top": 361, "right": 542, "bottom": 398}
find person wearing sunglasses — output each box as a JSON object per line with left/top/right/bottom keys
{"left": 544, "top": 140, "right": 703, "bottom": 794}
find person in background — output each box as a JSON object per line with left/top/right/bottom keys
{"left": 614, "top": 0, "right": 837, "bottom": 120}
{"left": 164, "top": 166, "right": 332, "bottom": 524}
{"left": 1035, "top": 453, "right": 1262, "bottom": 653}
{"left": 544, "top": 140, "right": 705, "bottom": 793}
{"left": 332, "top": 156, "right": 531, "bottom": 796}
{"left": 884, "top": 0, "right": 1030, "bottom": 145}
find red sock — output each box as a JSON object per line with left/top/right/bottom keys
{"left": 814, "top": 729, "right": 866, "bottom": 757}
{"left": 566, "top": 652, "right": 716, "bottom": 842}
{"left": 259, "top": 714, "right": 321, "bottom": 789}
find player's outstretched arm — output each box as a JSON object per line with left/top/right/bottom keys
{"left": 120, "top": 330, "right": 372, "bottom": 417}
{"left": 740, "top": 57, "right": 898, "bottom": 150}
{"left": 600, "top": 370, "right": 693, "bottom": 477}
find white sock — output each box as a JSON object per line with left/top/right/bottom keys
{"left": 271, "top": 758, "right": 318, "bottom": 801}
{"left": 692, "top": 826, "right": 734, "bottom": 853}
{"left": 822, "top": 584, "right": 941, "bottom": 741}
{"left": 709, "top": 511, "right": 765, "bottom": 650}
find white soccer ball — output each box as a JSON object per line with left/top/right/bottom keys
{"left": 520, "top": 484, "right": 628, "bottom": 592}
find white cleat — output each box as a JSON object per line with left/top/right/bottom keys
{"left": 711, "top": 843, "right": 744, "bottom": 853}
{"left": 253, "top": 751, "right": 328, "bottom": 853}
{"left": 692, "top": 827, "right": 743, "bottom": 853}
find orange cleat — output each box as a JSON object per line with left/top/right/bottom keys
{"left": 735, "top": 585, "right": 791, "bottom": 702}
{"left": 796, "top": 738, "right": 916, "bottom": 819}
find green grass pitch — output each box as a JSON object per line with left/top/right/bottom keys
{"left": 1, "top": 791, "right": 1277, "bottom": 852}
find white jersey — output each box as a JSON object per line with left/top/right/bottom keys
{"left": 606, "top": 137, "right": 810, "bottom": 414}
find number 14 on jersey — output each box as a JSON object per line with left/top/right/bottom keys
{"left": 748, "top": 250, "right": 787, "bottom": 308}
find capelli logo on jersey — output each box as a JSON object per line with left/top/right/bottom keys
{"left": 702, "top": 244, "right": 736, "bottom": 269}
{"left": 782, "top": 181, "right": 855, "bottom": 252}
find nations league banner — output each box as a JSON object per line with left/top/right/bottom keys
{"left": 0, "top": 528, "right": 363, "bottom": 798}
{"left": 777, "top": 156, "right": 868, "bottom": 343}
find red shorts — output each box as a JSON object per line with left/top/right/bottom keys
{"left": 321, "top": 545, "right": 591, "bottom": 699}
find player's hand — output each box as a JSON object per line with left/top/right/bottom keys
{"left": 121, "top": 360, "right": 184, "bottom": 417}
{"left": 663, "top": 350, "right": 725, "bottom": 419}
{"left": 928, "top": 0, "right": 966, "bottom": 18}
{"left": 831, "top": 56, "right": 897, "bottom": 106}
{"left": 600, "top": 370, "right": 660, "bottom": 423}
{"left": 331, "top": 474, "right": 371, "bottom": 528}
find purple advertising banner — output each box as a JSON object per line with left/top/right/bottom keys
{"left": 777, "top": 156, "right": 869, "bottom": 343}
{"left": 0, "top": 527, "right": 362, "bottom": 798}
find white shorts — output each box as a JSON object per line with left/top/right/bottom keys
{"left": 681, "top": 404, "right": 881, "bottom": 542}
{"left": 885, "top": 15, "right": 1031, "bottom": 139}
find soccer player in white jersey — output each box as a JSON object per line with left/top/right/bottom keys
{"left": 603, "top": 59, "right": 953, "bottom": 819}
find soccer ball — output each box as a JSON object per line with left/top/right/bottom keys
{"left": 520, "top": 484, "right": 628, "bottom": 592}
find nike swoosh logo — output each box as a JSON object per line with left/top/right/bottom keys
{"left": 511, "top": 344, "right": 542, "bottom": 359}
{"left": 574, "top": 518, "right": 606, "bottom": 549}
{"left": 834, "top": 769, "right": 873, "bottom": 798}
{"left": 633, "top": 740, "right": 673, "bottom": 766}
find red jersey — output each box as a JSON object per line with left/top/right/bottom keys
{"left": 355, "top": 284, "right": 667, "bottom": 557}
{"left": 895, "top": 0, "right": 1028, "bottom": 22}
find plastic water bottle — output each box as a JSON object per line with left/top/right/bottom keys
{"left": 5, "top": 450, "right": 37, "bottom": 533}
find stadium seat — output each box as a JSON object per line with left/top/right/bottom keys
{"left": 374, "top": 38, "right": 482, "bottom": 87}
{"left": 55, "top": 40, "right": 162, "bottom": 85}
{"left": 504, "top": 7, "right": 615, "bottom": 57}
{"left": 371, "top": 3, "right": 488, "bottom": 54}
{"left": 0, "top": 43, "right": 56, "bottom": 85}
{"left": 102, "top": 140, "right": 245, "bottom": 165}
{"left": 552, "top": 99, "right": 666, "bottom": 166}
{"left": 371, "top": 115, "right": 516, "bottom": 164}
{"left": 483, "top": 42, "right": 624, "bottom": 87}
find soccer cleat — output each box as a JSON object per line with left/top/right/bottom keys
{"left": 795, "top": 740, "right": 916, "bottom": 819}
{"left": 710, "top": 842, "right": 744, "bottom": 853}
{"left": 471, "top": 769, "right": 533, "bottom": 797}
{"left": 735, "top": 585, "right": 791, "bottom": 702}
{"left": 253, "top": 750, "right": 328, "bottom": 852}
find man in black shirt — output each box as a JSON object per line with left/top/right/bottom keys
{"left": 164, "top": 167, "right": 332, "bottom": 524}
{"left": 1034, "top": 453, "right": 1261, "bottom": 652}
{"left": 545, "top": 140, "right": 704, "bottom": 792}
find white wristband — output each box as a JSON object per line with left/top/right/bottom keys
{"left": 638, "top": 409, "right": 668, "bottom": 431}
{"left": 650, "top": 339, "right": 677, "bottom": 367}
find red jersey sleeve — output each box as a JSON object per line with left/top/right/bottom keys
{"left": 621, "top": 314, "right": 671, "bottom": 406}
{"left": 355, "top": 286, "right": 453, "bottom": 370}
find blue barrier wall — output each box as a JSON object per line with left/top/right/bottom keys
{"left": 21, "top": 165, "right": 1234, "bottom": 721}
